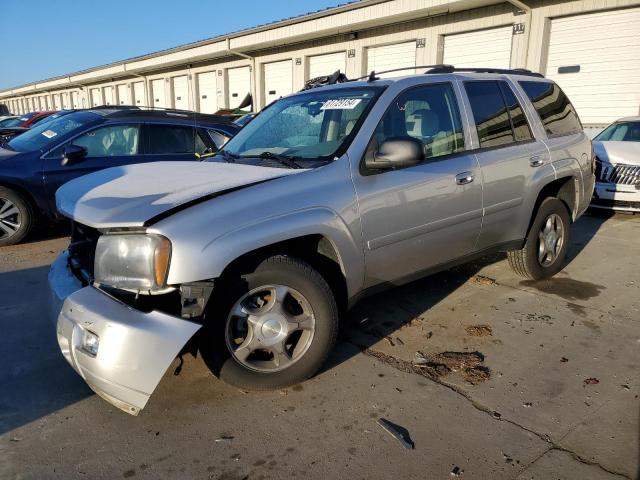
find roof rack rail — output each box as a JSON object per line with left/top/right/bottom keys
{"left": 301, "top": 70, "right": 350, "bottom": 90}
{"left": 425, "top": 65, "right": 544, "bottom": 78}
{"left": 106, "top": 108, "right": 234, "bottom": 122}
{"left": 352, "top": 65, "right": 451, "bottom": 82}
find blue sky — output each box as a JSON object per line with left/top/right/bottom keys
{"left": 0, "top": 0, "right": 347, "bottom": 90}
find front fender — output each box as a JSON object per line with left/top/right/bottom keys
{"left": 163, "top": 207, "right": 364, "bottom": 298}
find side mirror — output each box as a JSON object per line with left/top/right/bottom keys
{"left": 61, "top": 145, "right": 88, "bottom": 166}
{"left": 365, "top": 137, "right": 424, "bottom": 170}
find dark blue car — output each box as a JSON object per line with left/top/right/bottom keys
{"left": 0, "top": 108, "right": 239, "bottom": 245}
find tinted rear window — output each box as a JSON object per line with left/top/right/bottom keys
{"left": 148, "top": 125, "right": 197, "bottom": 154}
{"left": 519, "top": 82, "right": 582, "bottom": 137}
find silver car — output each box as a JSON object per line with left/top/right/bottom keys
{"left": 48, "top": 67, "right": 595, "bottom": 414}
{"left": 591, "top": 117, "right": 640, "bottom": 213}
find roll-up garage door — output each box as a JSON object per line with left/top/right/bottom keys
{"left": 117, "top": 84, "right": 128, "bottom": 105}
{"left": 443, "top": 26, "right": 513, "bottom": 68}
{"left": 45, "top": 96, "right": 51, "bottom": 110}
{"left": 103, "top": 86, "right": 114, "bottom": 106}
{"left": 227, "top": 66, "right": 251, "bottom": 109}
{"left": 546, "top": 7, "right": 640, "bottom": 125}
{"left": 90, "top": 88, "right": 101, "bottom": 107}
{"left": 367, "top": 42, "right": 417, "bottom": 78}
{"left": 197, "top": 71, "right": 218, "bottom": 113}
{"left": 53, "top": 94, "right": 60, "bottom": 110}
{"left": 71, "top": 91, "right": 80, "bottom": 109}
{"left": 172, "top": 75, "right": 190, "bottom": 110}
{"left": 63, "top": 93, "right": 71, "bottom": 109}
{"left": 264, "top": 60, "right": 293, "bottom": 105}
{"left": 309, "top": 52, "right": 346, "bottom": 79}
{"left": 151, "top": 79, "right": 167, "bottom": 109}
{"left": 133, "top": 81, "right": 146, "bottom": 107}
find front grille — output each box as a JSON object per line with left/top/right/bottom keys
{"left": 598, "top": 163, "right": 640, "bottom": 185}
{"left": 67, "top": 222, "right": 101, "bottom": 285}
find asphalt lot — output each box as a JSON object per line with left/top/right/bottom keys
{"left": 1, "top": 213, "right": 638, "bottom": 480}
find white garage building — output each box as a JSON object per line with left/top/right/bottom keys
{"left": 1, "top": 0, "right": 639, "bottom": 130}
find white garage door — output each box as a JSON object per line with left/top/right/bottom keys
{"left": 172, "top": 75, "right": 190, "bottom": 110}
{"left": 45, "top": 96, "right": 51, "bottom": 110}
{"left": 71, "top": 91, "right": 80, "bottom": 109}
{"left": 227, "top": 66, "right": 251, "bottom": 109}
{"left": 53, "top": 94, "right": 60, "bottom": 110}
{"left": 90, "top": 88, "right": 101, "bottom": 107}
{"left": 151, "top": 79, "right": 167, "bottom": 109}
{"left": 367, "top": 42, "right": 417, "bottom": 78}
{"left": 264, "top": 60, "right": 293, "bottom": 105}
{"left": 117, "top": 84, "right": 128, "bottom": 105}
{"left": 546, "top": 7, "right": 640, "bottom": 125}
{"left": 443, "top": 26, "right": 513, "bottom": 68}
{"left": 103, "top": 86, "right": 114, "bottom": 106}
{"left": 133, "top": 81, "right": 146, "bottom": 107}
{"left": 197, "top": 71, "right": 218, "bottom": 113}
{"left": 309, "top": 52, "right": 346, "bottom": 79}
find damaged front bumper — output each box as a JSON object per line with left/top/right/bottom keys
{"left": 49, "top": 252, "right": 201, "bottom": 415}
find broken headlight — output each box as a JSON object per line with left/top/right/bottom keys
{"left": 94, "top": 234, "right": 171, "bottom": 292}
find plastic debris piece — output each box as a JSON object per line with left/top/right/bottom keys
{"left": 377, "top": 418, "right": 415, "bottom": 450}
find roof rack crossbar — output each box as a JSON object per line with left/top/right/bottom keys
{"left": 353, "top": 65, "right": 453, "bottom": 81}
{"left": 425, "top": 65, "right": 544, "bottom": 78}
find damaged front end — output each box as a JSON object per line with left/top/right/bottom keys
{"left": 49, "top": 224, "right": 213, "bottom": 415}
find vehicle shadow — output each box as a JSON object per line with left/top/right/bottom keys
{"left": 23, "top": 220, "right": 71, "bottom": 243}
{"left": 323, "top": 212, "right": 612, "bottom": 372}
{"left": 0, "top": 265, "right": 92, "bottom": 436}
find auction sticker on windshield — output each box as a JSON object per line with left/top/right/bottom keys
{"left": 321, "top": 99, "right": 362, "bottom": 110}
{"left": 41, "top": 130, "right": 57, "bottom": 138}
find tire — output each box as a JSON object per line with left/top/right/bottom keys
{"left": 200, "top": 255, "right": 339, "bottom": 391}
{"left": 508, "top": 197, "right": 571, "bottom": 280}
{"left": 0, "top": 187, "right": 33, "bottom": 247}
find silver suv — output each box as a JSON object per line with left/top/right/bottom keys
{"left": 49, "top": 67, "right": 595, "bottom": 415}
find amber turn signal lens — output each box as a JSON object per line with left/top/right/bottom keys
{"left": 154, "top": 239, "right": 171, "bottom": 287}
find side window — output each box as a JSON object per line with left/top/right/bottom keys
{"left": 465, "top": 81, "right": 515, "bottom": 148}
{"left": 498, "top": 82, "right": 533, "bottom": 142}
{"left": 519, "top": 81, "right": 582, "bottom": 137}
{"left": 207, "top": 129, "right": 231, "bottom": 149}
{"left": 372, "top": 83, "right": 465, "bottom": 160}
{"left": 71, "top": 125, "right": 140, "bottom": 157}
{"left": 148, "top": 124, "right": 197, "bottom": 154}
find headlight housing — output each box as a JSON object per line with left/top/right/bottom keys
{"left": 94, "top": 234, "right": 171, "bottom": 292}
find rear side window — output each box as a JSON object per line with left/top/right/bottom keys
{"left": 499, "top": 83, "right": 533, "bottom": 142}
{"left": 148, "top": 124, "right": 198, "bottom": 154}
{"left": 519, "top": 81, "right": 582, "bottom": 137}
{"left": 465, "top": 81, "right": 516, "bottom": 148}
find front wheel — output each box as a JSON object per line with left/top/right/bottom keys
{"left": 508, "top": 197, "right": 571, "bottom": 280}
{"left": 0, "top": 187, "right": 33, "bottom": 247}
{"left": 201, "top": 255, "right": 339, "bottom": 390}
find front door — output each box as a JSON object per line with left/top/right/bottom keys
{"left": 351, "top": 82, "right": 483, "bottom": 287}
{"left": 43, "top": 123, "right": 144, "bottom": 211}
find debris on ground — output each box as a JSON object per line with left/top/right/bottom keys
{"left": 464, "top": 325, "right": 493, "bottom": 337}
{"left": 560, "top": 357, "right": 569, "bottom": 362}
{"left": 214, "top": 436, "right": 234, "bottom": 443}
{"left": 428, "top": 351, "right": 484, "bottom": 371}
{"left": 384, "top": 336, "right": 395, "bottom": 346}
{"left": 584, "top": 377, "right": 600, "bottom": 385}
{"left": 377, "top": 418, "right": 415, "bottom": 450}
{"left": 450, "top": 466, "right": 463, "bottom": 476}
{"left": 523, "top": 402, "right": 532, "bottom": 408}
{"left": 471, "top": 274, "right": 497, "bottom": 286}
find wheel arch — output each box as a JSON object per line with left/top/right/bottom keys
{"left": 526, "top": 175, "right": 577, "bottom": 239}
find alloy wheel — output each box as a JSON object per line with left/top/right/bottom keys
{"left": 0, "top": 197, "right": 21, "bottom": 239}
{"left": 537, "top": 213, "right": 564, "bottom": 267}
{"left": 225, "top": 284, "right": 316, "bottom": 373}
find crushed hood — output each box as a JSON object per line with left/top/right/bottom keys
{"left": 594, "top": 141, "right": 640, "bottom": 166}
{"left": 56, "top": 161, "right": 304, "bottom": 228}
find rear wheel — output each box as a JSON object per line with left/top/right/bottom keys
{"left": 0, "top": 187, "right": 33, "bottom": 247}
{"left": 508, "top": 197, "right": 571, "bottom": 280}
{"left": 201, "top": 255, "right": 339, "bottom": 390}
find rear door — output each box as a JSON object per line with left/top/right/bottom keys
{"left": 462, "top": 79, "right": 550, "bottom": 249}
{"left": 351, "top": 82, "right": 483, "bottom": 286}
{"left": 43, "top": 123, "right": 145, "bottom": 209}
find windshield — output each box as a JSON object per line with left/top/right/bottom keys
{"left": 221, "top": 86, "right": 383, "bottom": 163}
{"left": 7, "top": 111, "right": 99, "bottom": 152}
{"left": 594, "top": 121, "right": 640, "bottom": 142}
{"left": 0, "top": 117, "right": 23, "bottom": 128}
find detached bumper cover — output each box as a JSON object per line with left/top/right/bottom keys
{"left": 49, "top": 252, "right": 201, "bottom": 415}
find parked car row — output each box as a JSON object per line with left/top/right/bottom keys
{"left": 47, "top": 66, "right": 596, "bottom": 414}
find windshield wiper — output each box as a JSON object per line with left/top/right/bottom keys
{"left": 254, "top": 151, "right": 303, "bottom": 169}
{"left": 218, "top": 150, "right": 239, "bottom": 163}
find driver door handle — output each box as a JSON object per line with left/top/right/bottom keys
{"left": 455, "top": 172, "right": 474, "bottom": 185}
